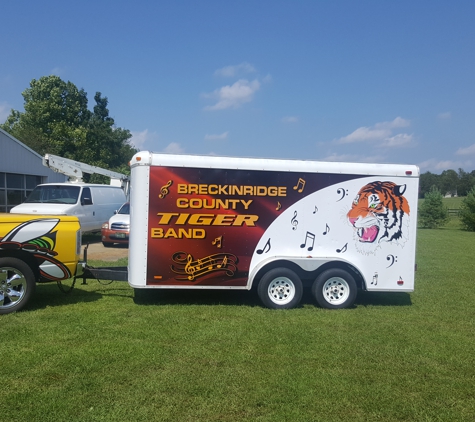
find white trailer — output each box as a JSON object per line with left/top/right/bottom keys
{"left": 127, "top": 152, "right": 419, "bottom": 309}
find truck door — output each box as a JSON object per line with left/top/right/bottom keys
{"left": 79, "top": 187, "right": 96, "bottom": 232}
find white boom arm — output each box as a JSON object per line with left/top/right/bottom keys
{"left": 43, "top": 154, "right": 129, "bottom": 194}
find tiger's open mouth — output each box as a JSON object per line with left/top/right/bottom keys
{"left": 357, "top": 225, "right": 379, "bottom": 243}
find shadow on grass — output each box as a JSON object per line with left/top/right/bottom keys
{"left": 27, "top": 280, "right": 412, "bottom": 312}
{"left": 355, "top": 290, "right": 412, "bottom": 307}
{"left": 133, "top": 288, "right": 262, "bottom": 307}
{"left": 132, "top": 286, "right": 412, "bottom": 308}
{"left": 27, "top": 282, "right": 104, "bottom": 312}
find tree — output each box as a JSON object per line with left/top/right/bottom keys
{"left": 418, "top": 186, "right": 448, "bottom": 229}
{"left": 75, "top": 92, "right": 136, "bottom": 182}
{"left": 0, "top": 75, "right": 136, "bottom": 173}
{"left": 459, "top": 187, "right": 475, "bottom": 231}
{"left": 1, "top": 76, "right": 89, "bottom": 156}
{"left": 457, "top": 168, "right": 475, "bottom": 197}
{"left": 419, "top": 171, "right": 440, "bottom": 198}
{"left": 439, "top": 169, "right": 458, "bottom": 197}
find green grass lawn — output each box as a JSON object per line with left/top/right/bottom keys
{"left": 2, "top": 229, "right": 475, "bottom": 421}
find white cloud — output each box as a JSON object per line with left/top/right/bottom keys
{"left": 418, "top": 157, "right": 475, "bottom": 172}
{"left": 214, "top": 62, "right": 256, "bottom": 78}
{"left": 130, "top": 129, "right": 159, "bottom": 149}
{"left": 282, "top": 116, "right": 299, "bottom": 123}
{"left": 338, "top": 126, "right": 389, "bottom": 143}
{"left": 378, "top": 133, "right": 414, "bottom": 148}
{"left": 438, "top": 111, "right": 451, "bottom": 120}
{"left": 0, "top": 102, "right": 11, "bottom": 123}
{"left": 204, "top": 131, "right": 229, "bottom": 141}
{"left": 383, "top": 117, "right": 411, "bottom": 129}
{"left": 336, "top": 117, "right": 412, "bottom": 147}
{"left": 50, "top": 67, "right": 65, "bottom": 76}
{"left": 456, "top": 144, "right": 475, "bottom": 156}
{"left": 262, "top": 74, "right": 273, "bottom": 84}
{"left": 163, "top": 142, "right": 184, "bottom": 154}
{"left": 203, "top": 79, "right": 260, "bottom": 111}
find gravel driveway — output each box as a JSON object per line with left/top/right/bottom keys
{"left": 81, "top": 240, "right": 128, "bottom": 262}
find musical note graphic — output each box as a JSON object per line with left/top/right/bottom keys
{"left": 386, "top": 254, "right": 397, "bottom": 268}
{"left": 337, "top": 188, "right": 348, "bottom": 202}
{"left": 323, "top": 224, "right": 330, "bottom": 235}
{"left": 219, "top": 255, "right": 228, "bottom": 268}
{"left": 184, "top": 254, "right": 196, "bottom": 278}
{"left": 313, "top": 206, "right": 318, "bottom": 214}
{"left": 276, "top": 202, "right": 282, "bottom": 211}
{"left": 257, "top": 238, "right": 271, "bottom": 255}
{"left": 171, "top": 252, "right": 238, "bottom": 281}
{"left": 300, "top": 231, "right": 315, "bottom": 251}
{"left": 159, "top": 180, "right": 173, "bottom": 199}
{"left": 291, "top": 210, "right": 298, "bottom": 230}
{"left": 293, "top": 178, "right": 306, "bottom": 193}
{"left": 212, "top": 236, "right": 223, "bottom": 249}
{"left": 372, "top": 272, "right": 378, "bottom": 286}
{"left": 336, "top": 243, "right": 348, "bottom": 253}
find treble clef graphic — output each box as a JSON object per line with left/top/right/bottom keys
{"left": 291, "top": 210, "right": 298, "bottom": 230}
{"left": 159, "top": 180, "right": 173, "bottom": 199}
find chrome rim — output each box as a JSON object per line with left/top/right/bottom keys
{"left": 322, "top": 277, "right": 350, "bottom": 305}
{"left": 0, "top": 267, "right": 28, "bottom": 310}
{"left": 268, "top": 276, "right": 296, "bottom": 305}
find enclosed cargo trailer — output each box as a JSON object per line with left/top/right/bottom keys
{"left": 127, "top": 152, "right": 419, "bottom": 309}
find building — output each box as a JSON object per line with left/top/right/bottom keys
{"left": 0, "top": 128, "right": 66, "bottom": 212}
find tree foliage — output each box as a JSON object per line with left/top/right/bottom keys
{"left": 419, "top": 172, "right": 440, "bottom": 198}
{"left": 459, "top": 187, "right": 475, "bottom": 231}
{"left": 439, "top": 169, "right": 459, "bottom": 197}
{"left": 418, "top": 186, "right": 448, "bottom": 229}
{"left": 419, "top": 169, "right": 475, "bottom": 198}
{"left": 0, "top": 75, "right": 137, "bottom": 175}
{"left": 457, "top": 168, "right": 475, "bottom": 196}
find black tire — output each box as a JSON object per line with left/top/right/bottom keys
{"left": 0, "top": 258, "right": 36, "bottom": 315}
{"left": 102, "top": 242, "right": 114, "bottom": 248}
{"left": 257, "top": 267, "right": 303, "bottom": 309}
{"left": 312, "top": 268, "right": 357, "bottom": 309}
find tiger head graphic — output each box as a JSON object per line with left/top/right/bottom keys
{"left": 347, "top": 181, "right": 410, "bottom": 254}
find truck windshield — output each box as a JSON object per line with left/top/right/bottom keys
{"left": 24, "top": 185, "right": 81, "bottom": 204}
{"left": 118, "top": 203, "right": 130, "bottom": 214}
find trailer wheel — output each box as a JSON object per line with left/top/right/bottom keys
{"left": 257, "top": 267, "right": 303, "bottom": 309}
{"left": 0, "top": 258, "right": 36, "bottom": 315}
{"left": 312, "top": 269, "right": 357, "bottom": 309}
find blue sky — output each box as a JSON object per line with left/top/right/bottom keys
{"left": 1, "top": 1, "right": 474, "bottom": 173}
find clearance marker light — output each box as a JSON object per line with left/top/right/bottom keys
{"left": 405, "top": 170, "right": 412, "bottom": 175}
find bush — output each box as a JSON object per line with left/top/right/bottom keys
{"left": 459, "top": 187, "right": 475, "bottom": 231}
{"left": 418, "top": 186, "right": 448, "bottom": 228}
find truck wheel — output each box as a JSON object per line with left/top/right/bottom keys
{"left": 257, "top": 267, "right": 303, "bottom": 309}
{"left": 312, "top": 269, "right": 357, "bottom": 309}
{"left": 0, "top": 258, "right": 36, "bottom": 315}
